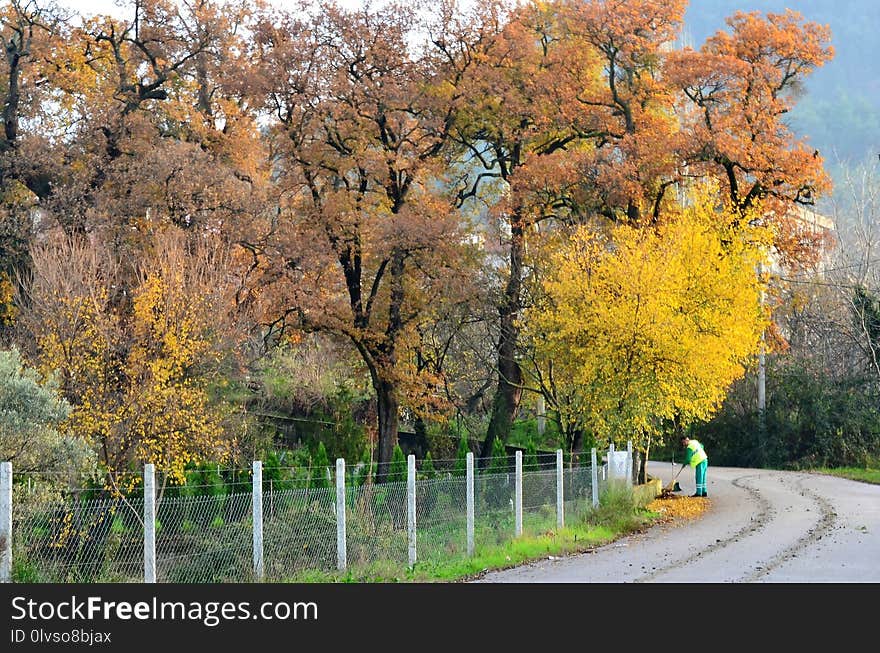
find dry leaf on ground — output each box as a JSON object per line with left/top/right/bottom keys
{"left": 646, "top": 495, "right": 711, "bottom": 522}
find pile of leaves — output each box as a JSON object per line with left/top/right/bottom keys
{"left": 645, "top": 494, "right": 711, "bottom": 523}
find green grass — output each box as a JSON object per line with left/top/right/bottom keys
{"left": 281, "top": 483, "right": 657, "bottom": 583}
{"left": 281, "top": 521, "right": 642, "bottom": 583}
{"left": 811, "top": 466, "right": 880, "bottom": 485}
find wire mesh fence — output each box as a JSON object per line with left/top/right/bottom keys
{"left": 156, "top": 491, "right": 253, "bottom": 583}
{"left": 414, "top": 476, "right": 468, "bottom": 564}
{"left": 344, "top": 480, "right": 409, "bottom": 572}
{"left": 2, "top": 448, "right": 635, "bottom": 583}
{"left": 264, "top": 485, "right": 338, "bottom": 580}
{"left": 12, "top": 493, "right": 144, "bottom": 583}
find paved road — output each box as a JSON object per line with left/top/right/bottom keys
{"left": 474, "top": 461, "right": 880, "bottom": 583}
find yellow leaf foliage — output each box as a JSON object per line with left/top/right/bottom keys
{"left": 527, "top": 184, "right": 770, "bottom": 448}
{"left": 0, "top": 272, "right": 17, "bottom": 326}
{"left": 29, "top": 230, "right": 235, "bottom": 487}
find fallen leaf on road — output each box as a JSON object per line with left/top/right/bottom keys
{"left": 646, "top": 495, "right": 710, "bottom": 522}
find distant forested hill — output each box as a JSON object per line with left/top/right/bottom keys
{"left": 683, "top": 1, "right": 879, "bottom": 180}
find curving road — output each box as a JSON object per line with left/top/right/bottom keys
{"left": 474, "top": 461, "right": 880, "bottom": 583}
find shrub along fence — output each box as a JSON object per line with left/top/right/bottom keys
{"left": 0, "top": 444, "right": 636, "bottom": 583}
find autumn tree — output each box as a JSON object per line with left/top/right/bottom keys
{"left": 526, "top": 184, "right": 770, "bottom": 481}
{"left": 448, "top": 1, "right": 833, "bottom": 459}
{"left": 0, "top": 0, "right": 69, "bottom": 305}
{"left": 18, "top": 228, "right": 245, "bottom": 489}
{"left": 255, "top": 1, "right": 480, "bottom": 480}
{"left": 62, "top": 0, "right": 271, "bottom": 234}
{"left": 0, "top": 0, "right": 269, "bottom": 266}
{"left": 446, "top": 0, "right": 611, "bottom": 460}
{"left": 667, "top": 8, "right": 834, "bottom": 270}
{"left": 561, "top": 0, "right": 690, "bottom": 223}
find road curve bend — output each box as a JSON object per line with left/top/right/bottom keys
{"left": 473, "top": 462, "right": 880, "bottom": 583}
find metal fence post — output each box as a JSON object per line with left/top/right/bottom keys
{"left": 591, "top": 448, "right": 599, "bottom": 508}
{"left": 407, "top": 454, "right": 416, "bottom": 567}
{"left": 252, "top": 460, "right": 263, "bottom": 581}
{"left": 336, "top": 458, "right": 346, "bottom": 571}
{"left": 556, "top": 449, "right": 564, "bottom": 529}
{"left": 0, "top": 462, "right": 11, "bottom": 583}
{"left": 515, "top": 450, "right": 523, "bottom": 537}
{"left": 144, "top": 463, "right": 156, "bottom": 583}
{"left": 466, "top": 452, "right": 474, "bottom": 557}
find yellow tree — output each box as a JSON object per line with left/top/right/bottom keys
{"left": 526, "top": 185, "right": 770, "bottom": 479}
{"left": 19, "top": 228, "right": 242, "bottom": 491}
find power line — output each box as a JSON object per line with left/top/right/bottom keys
{"left": 777, "top": 276, "right": 871, "bottom": 291}
{"left": 781, "top": 257, "right": 880, "bottom": 279}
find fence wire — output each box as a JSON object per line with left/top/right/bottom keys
{"left": 414, "top": 476, "right": 468, "bottom": 563}
{"left": 13, "top": 493, "right": 144, "bottom": 582}
{"left": 7, "top": 455, "right": 632, "bottom": 583}
{"left": 156, "top": 491, "right": 252, "bottom": 583}
{"left": 264, "top": 486, "right": 337, "bottom": 580}
{"left": 344, "top": 480, "right": 409, "bottom": 572}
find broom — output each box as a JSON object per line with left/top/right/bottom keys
{"left": 664, "top": 464, "right": 685, "bottom": 492}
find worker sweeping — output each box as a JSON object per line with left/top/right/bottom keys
{"left": 679, "top": 436, "right": 708, "bottom": 497}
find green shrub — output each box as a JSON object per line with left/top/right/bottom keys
{"left": 508, "top": 415, "right": 562, "bottom": 449}
{"left": 419, "top": 452, "right": 437, "bottom": 480}
{"left": 588, "top": 481, "right": 637, "bottom": 529}
{"left": 0, "top": 347, "right": 95, "bottom": 476}
{"left": 487, "top": 438, "right": 508, "bottom": 476}
{"left": 692, "top": 357, "right": 880, "bottom": 469}
{"left": 310, "top": 442, "right": 331, "bottom": 488}
{"left": 388, "top": 444, "right": 407, "bottom": 483}
{"left": 524, "top": 441, "right": 539, "bottom": 472}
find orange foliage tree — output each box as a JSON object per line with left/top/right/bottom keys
{"left": 666, "top": 9, "right": 834, "bottom": 269}
{"left": 448, "top": 1, "right": 832, "bottom": 457}
{"left": 253, "top": 2, "right": 479, "bottom": 479}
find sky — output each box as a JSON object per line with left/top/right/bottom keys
{"left": 57, "top": 0, "right": 366, "bottom": 18}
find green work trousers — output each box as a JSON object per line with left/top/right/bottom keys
{"left": 694, "top": 460, "right": 708, "bottom": 496}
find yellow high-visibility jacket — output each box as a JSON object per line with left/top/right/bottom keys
{"left": 685, "top": 440, "right": 708, "bottom": 467}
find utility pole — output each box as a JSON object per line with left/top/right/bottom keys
{"left": 757, "top": 261, "right": 766, "bottom": 467}
{"left": 758, "top": 336, "right": 766, "bottom": 414}
{"left": 536, "top": 394, "right": 546, "bottom": 437}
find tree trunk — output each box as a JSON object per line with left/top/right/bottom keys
{"left": 3, "top": 51, "right": 21, "bottom": 145}
{"left": 481, "top": 217, "right": 525, "bottom": 464}
{"left": 570, "top": 428, "right": 584, "bottom": 469}
{"left": 639, "top": 434, "right": 653, "bottom": 485}
{"left": 481, "top": 326, "right": 523, "bottom": 463}
{"left": 374, "top": 374, "right": 399, "bottom": 484}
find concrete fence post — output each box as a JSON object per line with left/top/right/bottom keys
{"left": 252, "top": 460, "right": 263, "bottom": 581}
{"left": 591, "top": 448, "right": 599, "bottom": 508}
{"left": 627, "top": 440, "right": 634, "bottom": 487}
{"left": 514, "top": 450, "right": 523, "bottom": 537}
{"left": 466, "top": 452, "right": 475, "bottom": 557}
{"left": 144, "top": 463, "right": 156, "bottom": 583}
{"left": 608, "top": 442, "right": 615, "bottom": 482}
{"left": 336, "top": 458, "right": 346, "bottom": 571}
{"left": 0, "top": 462, "right": 11, "bottom": 583}
{"left": 556, "top": 449, "right": 564, "bottom": 529}
{"left": 407, "top": 455, "right": 417, "bottom": 567}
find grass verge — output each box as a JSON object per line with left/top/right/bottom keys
{"left": 284, "top": 482, "right": 663, "bottom": 583}
{"left": 811, "top": 466, "right": 880, "bottom": 485}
